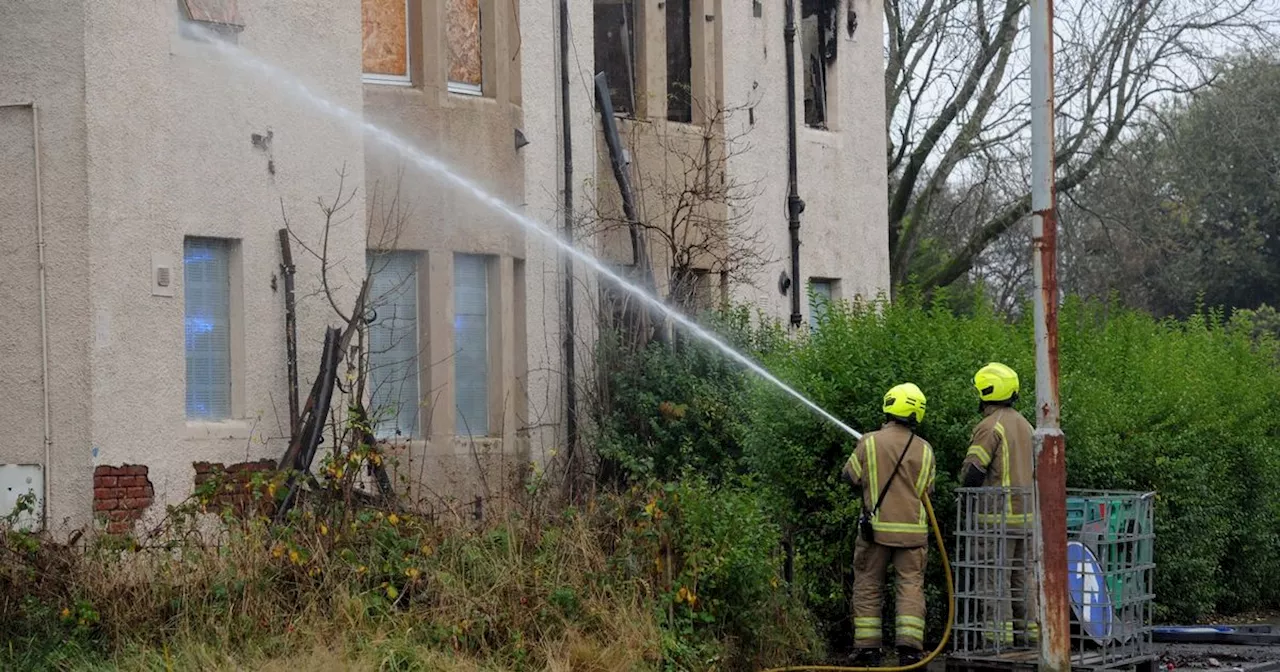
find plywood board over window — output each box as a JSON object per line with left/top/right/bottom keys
{"left": 364, "top": 0, "right": 410, "bottom": 82}
{"left": 447, "top": 0, "right": 483, "bottom": 93}
{"left": 183, "top": 0, "right": 243, "bottom": 26}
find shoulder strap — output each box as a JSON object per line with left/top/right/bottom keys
{"left": 870, "top": 431, "right": 916, "bottom": 518}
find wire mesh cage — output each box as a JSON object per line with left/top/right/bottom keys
{"left": 950, "top": 487, "right": 1156, "bottom": 671}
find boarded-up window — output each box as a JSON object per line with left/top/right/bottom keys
{"left": 447, "top": 0, "right": 483, "bottom": 93}
{"left": 364, "top": 0, "right": 410, "bottom": 81}
{"left": 183, "top": 0, "right": 243, "bottom": 27}
{"left": 666, "top": 0, "right": 693, "bottom": 123}
{"left": 594, "top": 0, "right": 638, "bottom": 115}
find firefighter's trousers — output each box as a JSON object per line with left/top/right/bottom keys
{"left": 973, "top": 533, "right": 1040, "bottom": 646}
{"left": 852, "top": 537, "right": 928, "bottom": 650}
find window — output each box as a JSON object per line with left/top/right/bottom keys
{"left": 367, "top": 252, "right": 420, "bottom": 439}
{"left": 801, "top": 0, "right": 838, "bottom": 128}
{"left": 363, "top": 0, "right": 411, "bottom": 84}
{"left": 666, "top": 0, "right": 693, "bottom": 123}
{"left": 454, "top": 254, "right": 490, "bottom": 435}
{"left": 182, "top": 0, "right": 244, "bottom": 27}
{"left": 594, "top": 0, "right": 638, "bottom": 115}
{"left": 447, "top": 0, "right": 483, "bottom": 94}
{"left": 184, "top": 238, "right": 233, "bottom": 420}
{"left": 809, "top": 278, "right": 834, "bottom": 329}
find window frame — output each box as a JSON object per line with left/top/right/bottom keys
{"left": 366, "top": 250, "right": 423, "bottom": 441}
{"left": 593, "top": 0, "right": 640, "bottom": 116}
{"left": 363, "top": 0, "right": 414, "bottom": 86}
{"left": 808, "top": 278, "right": 836, "bottom": 330}
{"left": 666, "top": 0, "right": 694, "bottom": 123}
{"left": 446, "top": 0, "right": 485, "bottom": 96}
{"left": 452, "top": 253, "right": 492, "bottom": 437}
{"left": 183, "top": 237, "right": 240, "bottom": 422}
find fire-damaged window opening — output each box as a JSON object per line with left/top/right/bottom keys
{"left": 447, "top": 0, "right": 484, "bottom": 94}
{"left": 801, "top": 0, "right": 838, "bottom": 129}
{"left": 666, "top": 0, "right": 693, "bottom": 123}
{"left": 594, "top": 0, "right": 639, "bottom": 116}
{"left": 362, "top": 0, "right": 411, "bottom": 84}
{"left": 182, "top": 0, "right": 244, "bottom": 28}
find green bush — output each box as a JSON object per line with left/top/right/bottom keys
{"left": 595, "top": 293, "right": 1280, "bottom": 646}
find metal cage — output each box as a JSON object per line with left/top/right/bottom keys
{"left": 950, "top": 487, "right": 1156, "bottom": 671}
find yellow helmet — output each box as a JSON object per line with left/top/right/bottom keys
{"left": 974, "top": 362, "right": 1019, "bottom": 403}
{"left": 883, "top": 383, "right": 927, "bottom": 424}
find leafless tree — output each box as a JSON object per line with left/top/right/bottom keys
{"left": 885, "top": 0, "right": 1278, "bottom": 294}
{"left": 580, "top": 101, "right": 773, "bottom": 346}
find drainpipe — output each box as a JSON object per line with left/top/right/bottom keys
{"left": 783, "top": 0, "right": 805, "bottom": 328}
{"left": 557, "top": 0, "right": 579, "bottom": 490}
{"left": 4, "top": 102, "right": 52, "bottom": 526}
{"left": 1029, "top": 0, "right": 1070, "bottom": 669}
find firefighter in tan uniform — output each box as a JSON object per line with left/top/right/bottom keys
{"left": 842, "top": 383, "right": 937, "bottom": 666}
{"left": 960, "top": 362, "right": 1040, "bottom": 647}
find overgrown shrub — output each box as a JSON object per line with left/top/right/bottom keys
{"left": 594, "top": 292, "right": 1280, "bottom": 647}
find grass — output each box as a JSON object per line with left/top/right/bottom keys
{"left": 0, "top": 476, "right": 819, "bottom": 671}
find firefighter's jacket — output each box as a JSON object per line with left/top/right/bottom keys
{"left": 845, "top": 422, "right": 937, "bottom": 548}
{"left": 962, "top": 405, "right": 1035, "bottom": 526}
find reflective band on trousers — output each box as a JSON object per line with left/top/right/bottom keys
{"left": 855, "top": 616, "right": 882, "bottom": 641}
{"left": 897, "top": 615, "right": 925, "bottom": 642}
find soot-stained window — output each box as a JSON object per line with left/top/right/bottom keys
{"left": 801, "top": 0, "right": 838, "bottom": 128}
{"left": 666, "top": 0, "right": 693, "bottom": 123}
{"left": 594, "top": 0, "right": 639, "bottom": 115}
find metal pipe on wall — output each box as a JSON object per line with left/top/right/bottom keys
{"left": 783, "top": 0, "right": 805, "bottom": 328}
{"left": 1028, "top": 0, "right": 1070, "bottom": 669}
{"left": 557, "top": 0, "right": 580, "bottom": 493}
{"left": 3, "top": 102, "right": 53, "bottom": 528}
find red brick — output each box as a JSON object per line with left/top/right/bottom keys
{"left": 125, "top": 486, "right": 149, "bottom": 499}
{"left": 94, "top": 498, "right": 118, "bottom": 512}
{"left": 122, "top": 498, "right": 151, "bottom": 511}
{"left": 94, "top": 465, "right": 121, "bottom": 477}
{"left": 94, "top": 487, "right": 114, "bottom": 500}
{"left": 121, "top": 465, "right": 148, "bottom": 476}
{"left": 94, "top": 475, "right": 118, "bottom": 488}
{"left": 117, "top": 476, "right": 142, "bottom": 488}
{"left": 108, "top": 510, "right": 135, "bottom": 522}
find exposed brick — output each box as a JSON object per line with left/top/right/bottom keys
{"left": 122, "top": 498, "right": 150, "bottom": 511}
{"left": 94, "top": 498, "right": 118, "bottom": 512}
{"left": 108, "top": 510, "right": 135, "bottom": 522}
{"left": 94, "top": 487, "right": 114, "bottom": 500}
{"left": 94, "top": 465, "right": 120, "bottom": 477}
{"left": 125, "top": 486, "right": 149, "bottom": 499}
{"left": 94, "top": 476, "right": 118, "bottom": 488}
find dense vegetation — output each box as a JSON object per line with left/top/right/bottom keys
{"left": 596, "top": 294, "right": 1280, "bottom": 648}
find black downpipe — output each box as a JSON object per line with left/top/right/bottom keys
{"left": 558, "top": 0, "right": 579, "bottom": 486}
{"left": 784, "top": 0, "right": 806, "bottom": 328}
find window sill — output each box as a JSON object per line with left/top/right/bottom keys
{"left": 447, "top": 82, "right": 484, "bottom": 96}
{"left": 184, "top": 420, "right": 254, "bottom": 441}
{"left": 364, "top": 75, "right": 413, "bottom": 87}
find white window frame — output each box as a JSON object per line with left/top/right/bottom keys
{"left": 808, "top": 278, "right": 835, "bottom": 330}
{"left": 363, "top": 0, "right": 413, "bottom": 86}
{"left": 183, "top": 237, "right": 238, "bottom": 422}
{"left": 446, "top": 1, "right": 484, "bottom": 96}
{"left": 366, "top": 251, "right": 422, "bottom": 440}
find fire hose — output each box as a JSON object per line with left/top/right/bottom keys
{"left": 761, "top": 493, "right": 955, "bottom": 672}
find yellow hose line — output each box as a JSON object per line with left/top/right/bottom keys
{"left": 761, "top": 494, "right": 955, "bottom": 672}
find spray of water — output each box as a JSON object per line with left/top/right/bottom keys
{"left": 181, "top": 22, "right": 862, "bottom": 441}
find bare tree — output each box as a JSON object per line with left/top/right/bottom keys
{"left": 581, "top": 101, "right": 773, "bottom": 345}
{"left": 885, "top": 0, "right": 1278, "bottom": 293}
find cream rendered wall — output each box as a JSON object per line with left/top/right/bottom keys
{"left": 0, "top": 0, "right": 94, "bottom": 533}
{"left": 82, "top": 2, "right": 367, "bottom": 513}
{"left": 721, "top": 0, "right": 890, "bottom": 319}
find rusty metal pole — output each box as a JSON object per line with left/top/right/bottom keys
{"left": 1030, "top": 0, "right": 1069, "bottom": 670}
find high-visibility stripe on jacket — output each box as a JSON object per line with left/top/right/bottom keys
{"left": 845, "top": 422, "right": 937, "bottom": 548}
{"left": 963, "top": 406, "right": 1035, "bottom": 527}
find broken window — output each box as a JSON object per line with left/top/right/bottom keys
{"left": 594, "top": 0, "right": 638, "bottom": 115}
{"left": 182, "top": 0, "right": 243, "bottom": 27}
{"left": 666, "top": 0, "right": 693, "bottom": 123}
{"left": 447, "top": 0, "right": 484, "bottom": 94}
{"left": 801, "top": 0, "right": 838, "bottom": 128}
{"left": 363, "top": 0, "right": 410, "bottom": 83}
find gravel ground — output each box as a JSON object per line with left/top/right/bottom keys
{"left": 1158, "top": 643, "right": 1280, "bottom": 671}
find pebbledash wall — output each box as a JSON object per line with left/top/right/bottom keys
{"left": 0, "top": 0, "right": 887, "bottom": 536}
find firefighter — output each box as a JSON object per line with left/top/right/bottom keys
{"left": 842, "top": 383, "right": 937, "bottom": 666}
{"left": 959, "top": 362, "right": 1039, "bottom": 647}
